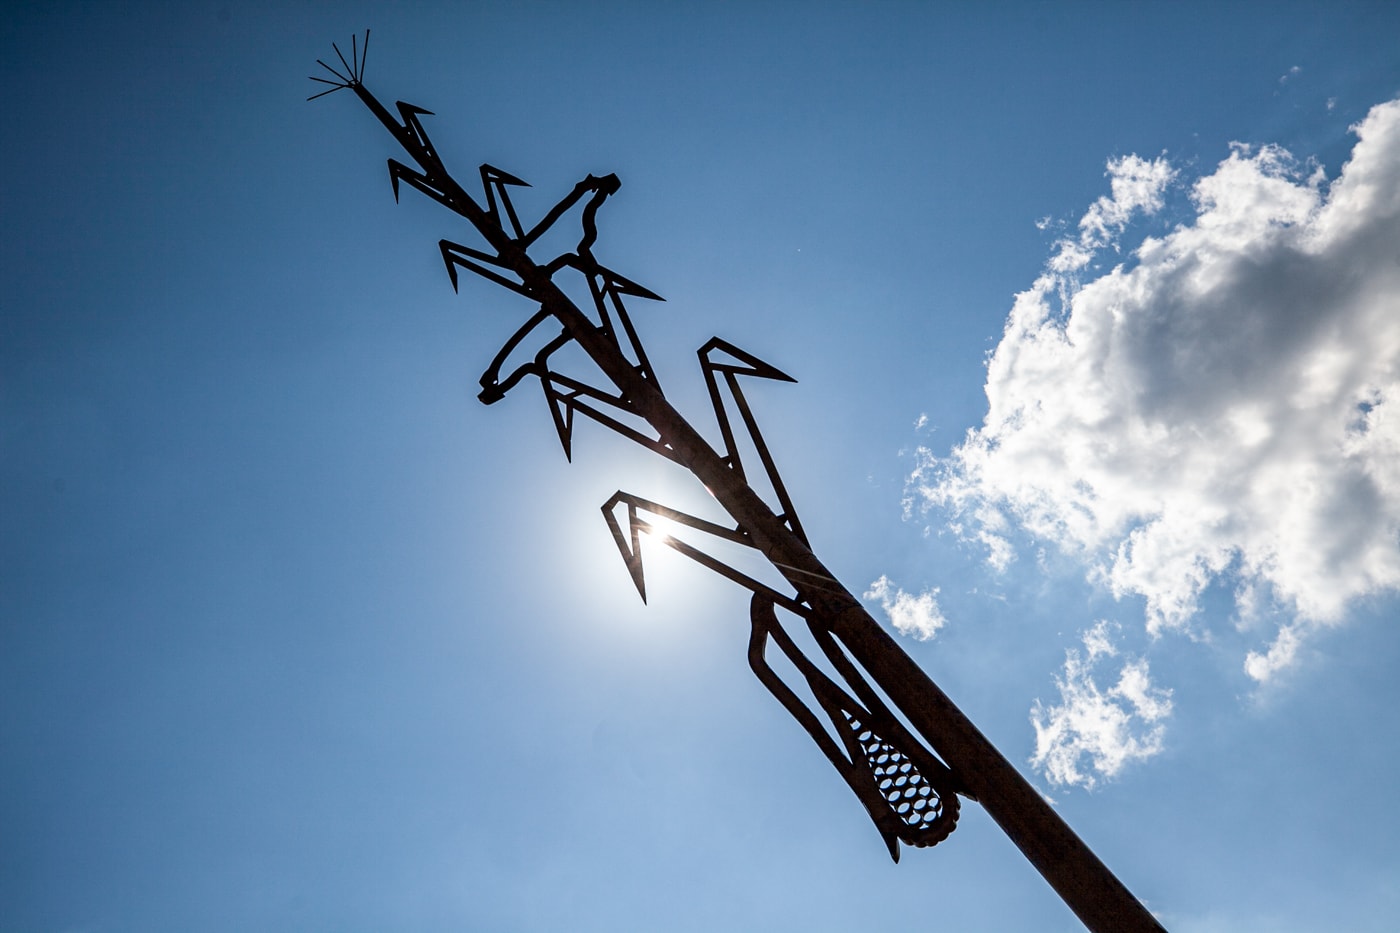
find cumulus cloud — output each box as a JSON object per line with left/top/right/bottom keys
{"left": 865, "top": 575, "right": 946, "bottom": 641}
{"left": 1031, "top": 622, "right": 1173, "bottom": 788}
{"left": 910, "top": 98, "right": 1400, "bottom": 680}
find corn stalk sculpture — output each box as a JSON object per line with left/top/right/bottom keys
{"left": 311, "top": 33, "right": 1165, "bottom": 932}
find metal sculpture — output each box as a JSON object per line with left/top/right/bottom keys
{"left": 311, "top": 32, "right": 1166, "bottom": 932}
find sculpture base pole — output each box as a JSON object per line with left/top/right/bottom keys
{"left": 830, "top": 605, "right": 1166, "bottom": 933}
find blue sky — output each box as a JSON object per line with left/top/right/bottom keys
{"left": 4, "top": 2, "right": 1399, "bottom": 931}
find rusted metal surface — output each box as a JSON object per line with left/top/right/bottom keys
{"left": 312, "top": 33, "right": 1166, "bottom": 932}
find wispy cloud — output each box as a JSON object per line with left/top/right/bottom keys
{"left": 1075, "top": 154, "right": 1176, "bottom": 255}
{"left": 1031, "top": 622, "right": 1172, "bottom": 788}
{"left": 865, "top": 575, "right": 946, "bottom": 641}
{"left": 910, "top": 97, "right": 1400, "bottom": 681}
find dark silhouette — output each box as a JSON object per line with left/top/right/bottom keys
{"left": 311, "top": 33, "right": 1166, "bottom": 932}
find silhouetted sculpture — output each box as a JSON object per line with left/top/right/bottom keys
{"left": 312, "top": 32, "right": 1166, "bottom": 932}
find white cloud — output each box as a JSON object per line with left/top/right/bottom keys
{"left": 865, "top": 575, "right": 946, "bottom": 641}
{"left": 1030, "top": 622, "right": 1172, "bottom": 789}
{"left": 1077, "top": 154, "right": 1176, "bottom": 255}
{"left": 911, "top": 97, "right": 1400, "bottom": 681}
